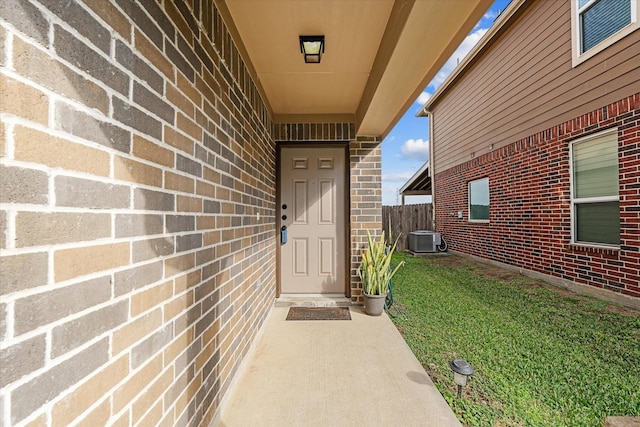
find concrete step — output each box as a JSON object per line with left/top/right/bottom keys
{"left": 275, "top": 294, "right": 352, "bottom": 307}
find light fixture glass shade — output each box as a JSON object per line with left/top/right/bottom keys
{"left": 302, "top": 40, "right": 322, "bottom": 54}
{"left": 304, "top": 54, "right": 320, "bottom": 63}
{"left": 450, "top": 359, "right": 474, "bottom": 386}
{"left": 299, "top": 35, "right": 324, "bottom": 63}
{"left": 453, "top": 371, "right": 468, "bottom": 386}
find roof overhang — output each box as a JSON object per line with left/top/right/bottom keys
{"left": 220, "top": 0, "right": 493, "bottom": 138}
{"left": 400, "top": 161, "right": 431, "bottom": 195}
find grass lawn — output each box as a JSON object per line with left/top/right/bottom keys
{"left": 389, "top": 252, "right": 640, "bottom": 427}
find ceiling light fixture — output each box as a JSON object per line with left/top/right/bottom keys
{"left": 299, "top": 35, "right": 324, "bottom": 63}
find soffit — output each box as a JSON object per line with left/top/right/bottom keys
{"left": 400, "top": 162, "right": 431, "bottom": 194}
{"left": 222, "top": 0, "right": 492, "bottom": 137}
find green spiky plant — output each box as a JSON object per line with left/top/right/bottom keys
{"left": 358, "top": 230, "right": 405, "bottom": 295}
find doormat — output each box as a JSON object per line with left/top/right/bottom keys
{"left": 286, "top": 307, "right": 351, "bottom": 321}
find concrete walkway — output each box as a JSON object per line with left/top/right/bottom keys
{"left": 214, "top": 305, "right": 461, "bottom": 427}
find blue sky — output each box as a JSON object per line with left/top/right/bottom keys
{"left": 381, "top": 0, "right": 513, "bottom": 205}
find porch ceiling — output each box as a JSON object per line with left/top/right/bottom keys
{"left": 220, "top": 0, "right": 492, "bottom": 138}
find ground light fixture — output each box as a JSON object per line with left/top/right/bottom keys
{"left": 450, "top": 359, "right": 474, "bottom": 398}
{"left": 299, "top": 35, "right": 324, "bottom": 63}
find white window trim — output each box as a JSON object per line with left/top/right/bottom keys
{"left": 571, "top": 0, "right": 640, "bottom": 67}
{"left": 468, "top": 177, "right": 490, "bottom": 223}
{"left": 569, "top": 128, "right": 620, "bottom": 248}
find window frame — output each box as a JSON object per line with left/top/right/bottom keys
{"left": 571, "top": 0, "right": 639, "bottom": 67}
{"left": 468, "top": 177, "right": 490, "bottom": 223}
{"left": 569, "top": 128, "right": 620, "bottom": 248}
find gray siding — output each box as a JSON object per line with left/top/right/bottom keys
{"left": 431, "top": 0, "right": 640, "bottom": 174}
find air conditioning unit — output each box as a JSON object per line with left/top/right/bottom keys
{"left": 409, "top": 230, "right": 442, "bottom": 253}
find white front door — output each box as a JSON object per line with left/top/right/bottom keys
{"left": 279, "top": 146, "right": 346, "bottom": 294}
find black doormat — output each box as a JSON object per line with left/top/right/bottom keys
{"left": 286, "top": 306, "right": 351, "bottom": 321}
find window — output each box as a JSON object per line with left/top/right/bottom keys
{"left": 572, "top": 0, "right": 639, "bottom": 65}
{"left": 570, "top": 129, "right": 620, "bottom": 246}
{"left": 469, "top": 178, "right": 489, "bottom": 222}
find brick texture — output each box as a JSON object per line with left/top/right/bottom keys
{"left": 54, "top": 242, "right": 130, "bottom": 282}
{"left": 0, "top": 334, "right": 46, "bottom": 388}
{"left": 435, "top": 94, "right": 640, "bottom": 300}
{"left": 13, "top": 37, "right": 109, "bottom": 114}
{"left": 274, "top": 122, "right": 356, "bottom": 142}
{"left": 349, "top": 137, "right": 383, "bottom": 302}
{"left": 53, "top": 102, "right": 130, "bottom": 152}
{"left": 0, "top": 252, "right": 48, "bottom": 295}
{"left": 55, "top": 176, "right": 130, "bottom": 209}
{"left": 15, "top": 211, "right": 111, "bottom": 247}
{"left": 0, "top": 0, "right": 49, "bottom": 47}
{"left": 50, "top": 302, "right": 128, "bottom": 357}
{"left": 13, "top": 276, "right": 112, "bottom": 335}
{"left": 14, "top": 125, "right": 112, "bottom": 176}
{"left": 0, "top": 0, "right": 276, "bottom": 425}
{"left": 0, "top": 0, "right": 381, "bottom": 425}
{"left": 83, "top": 0, "right": 131, "bottom": 42}
{"left": 0, "top": 210, "right": 5, "bottom": 249}
{"left": 0, "top": 74, "right": 48, "bottom": 125}
{"left": 0, "top": 164, "right": 48, "bottom": 205}
{"left": 11, "top": 339, "right": 109, "bottom": 424}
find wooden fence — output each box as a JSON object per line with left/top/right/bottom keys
{"left": 382, "top": 203, "right": 433, "bottom": 250}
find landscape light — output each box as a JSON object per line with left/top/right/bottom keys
{"left": 450, "top": 359, "right": 474, "bottom": 398}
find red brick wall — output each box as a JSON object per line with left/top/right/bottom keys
{"left": 435, "top": 93, "right": 640, "bottom": 299}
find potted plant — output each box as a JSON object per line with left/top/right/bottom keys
{"left": 358, "top": 230, "right": 404, "bottom": 316}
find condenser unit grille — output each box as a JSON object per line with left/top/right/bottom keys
{"left": 409, "top": 231, "right": 442, "bottom": 253}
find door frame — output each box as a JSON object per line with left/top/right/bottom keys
{"left": 275, "top": 142, "right": 351, "bottom": 298}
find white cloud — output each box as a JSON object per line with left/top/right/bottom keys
{"left": 400, "top": 138, "right": 429, "bottom": 161}
{"left": 429, "top": 28, "right": 488, "bottom": 90}
{"left": 483, "top": 10, "right": 498, "bottom": 21}
{"left": 415, "top": 91, "right": 431, "bottom": 106}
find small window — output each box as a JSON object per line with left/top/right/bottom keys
{"left": 469, "top": 178, "right": 489, "bottom": 222}
{"left": 572, "top": 0, "right": 639, "bottom": 66}
{"left": 570, "top": 129, "right": 620, "bottom": 246}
